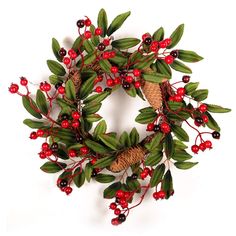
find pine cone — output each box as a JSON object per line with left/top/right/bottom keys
{"left": 68, "top": 69, "right": 81, "bottom": 94}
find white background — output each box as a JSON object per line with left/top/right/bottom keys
{"left": 1, "top": 0, "right": 236, "bottom": 235}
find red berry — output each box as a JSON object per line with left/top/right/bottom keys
{"left": 199, "top": 104, "right": 208, "bottom": 113}
{"left": 204, "top": 140, "right": 212, "bottom": 149}
{"left": 164, "top": 38, "right": 172, "bottom": 46}
{"left": 20, "top": 77, "right": 28, "bottom": 86}
{"left": 95, "top": 86, "right": 103, "bottom": 93}
{"left": 114, "top": 208, "right": 121, "bottom": 216}
{"left": 142, "top": 33, "right": 150, "bottom": 41}
{"left": 143, "top": 167, "right": 150, "bottom": 174}
{"left": 37, "top": 129, "right": 44, "bottom": 137}
{"left": 116, "top": 190, "right": 125, "bottom": 198}
{"left": 174, "top": 94, "right": 183, "bottom": 102}
{"left": 157, "top": 190, "right": 166, "bottom": 199}
{"left": 30, "top": 132, "right": 37, "bottom": 140}
{"left": 111, "top": 66, "right": 118, "bottom": 74}
{"left": 140, "top": 171, "right": 148, "bottom": 179}
{"left": 43, "top": 82, "right": 51, "bottom": 92}
{"left": 70, "top": 52, "right": 77, "bottom": 60}
{"left": 177, "top": 87, "right": 186, "bottom": 96}
{"left": 42, "top": 142, "right": 49, "bottom": 151}
{"left": 182, "top": 75, "right": 190, "bottom": 83}
{"left": 61, "top": 120, "right": 70, "bottom": 128}
{"left": 125, "top": 76, "right": 133, "bottom": 83}
{"left": 110, "top": 202, "right": 117, "bottom": 210}
{"left": 72, "top": 111, "right": 80, "bottom": 120}
{"left": 106, "top": 79, "right": 114, "bottom": 87}
{"left": 84, "top": 18, "right": 91, "bottom": 26}
{"left": 121, "top": 202, "right": 128, "bottom": 209}
{"left": 119, "top": 198, "right": 126, "bottom": 205}
{"left": 151, "top": 41, "right": 159, "bottom": 47}
{"left": 84, "top": 31, "right": 92, "bottom": 39}
{"left": 199, "top": 143, "right": 206, "bottom": 151}
{"left": 109, "top": 51, "right": 116, "bottom": 58}
{"left": 134, "top": 81, "right": 141, "bottom": 88}
{"left": 45, "top": 149, "right": 53, "bottom": 156}
{"left": 72, "top": 120, "right": 80, "bottom": 128}
{"left": 68, "top": 149, "right": 77, "bottom": 158}
{"left": 9, "top": 83, "right": 19, "bottom": 93}
{"left": 160, "top": 122, "right": 171, "bottom": 133}
{"left": 80, "top": 146, "right": 89, "bottom": 155}
{"left": 90, "top": 158, "right": 97, "bottom": 165}
{"left": 150, "top": 44, "right": 158, "bottom": 52}
{"left": 103, "top": 39, "right": 110, "bottom": 46}
{"left": 164, "top": 55, "right": 174, "bottom": 64}
{"left": 63, "top": 57, "right": 71, "bottom": 65}
{"left": 191, "top": 145, "right": 199, "bottom": 154}
{"left": 194, "top": 120, "right": 201, "bottom": 127}
{"left": 133, "top": 69, "right": 141, "bottom": 77}
{"left": 111, "top": 218, "right": 120, "bottom": 226}
{"left": 202, "top": 115, "right": 209, "bottom": 123}
{"left": 58, "top": 86, "right": 65, "bottom": 94}
{"left": 68, "top": 49, "right": 75, "bottom": 57}
{"left": 124, "top": 192, "right": 130, "bottom": 199}
{"left": 39, "top": 151, "right": 46, "bottom": 159}
{"left": 64, "top": 186, "right": 73, "bottom": 195}
{"left": 114, "top": 77, "right": 121, "bottom": 84}
{"left": 159, "top": 41, "right": 167, "bottom": 48}
{"left": 147, "top": 123, "right": 154, "bottom": 131}
{"left": 153, "top": 192, "right": 159, "bottom": 200}
{"left": 169, "top": 96, "right": 175, "bottom": 101}
{"left": 95, "top": 27, "right": 102, "bottom": 35}
{"left": 102, "top": 51, "right": 110, "bottom": 59}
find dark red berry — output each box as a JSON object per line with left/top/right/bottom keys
{"left": 212, "top": 131, "right": 220, "bottom": 139}
{"left": 160, "top": 122, "right": 170, "bottom": 133}
{"left": 118, "top": 214, "right": 126, "bottom": 223}
{"left": 36, "top": 129, "right": 44, "bottom": 137}
{"left": 50, "top": 142, "right": 59, "bottom": 152}
{"left": 68, "top": 149, "right": 77, "bottom": 158}
{"left": 97, "top": 43, "right": 106, "bottom": 51}
{"left": 125, "top": 76, "right": 133, "bottom": 83}
{"left": 153, "top": 124, "right": 160, "bottom": 132}
{"left": 76, "top": 19, "right": 85, "bottom": 28}
{"left": 134, "top": 81, "right": 141, "bottom": 88}
{"left": 159, "top": 41, "right": 167, "bottom": 48}
{"left": 59, "top": 48, "right": 67, "bottom": 57}
{"left": 114, "top": 208, "right": 121, "bottom": 216}
{"left": 182, "top": 75, "right": 190, "bottom": 83}
{"left": 202, "top": 115, "right": 209, "bottom": 123}
{"left": 42, "top": 142, "right": 49, "bottom": 151}
{"left": 164, "top": 38, "right": 172, "bottom": 46}
{"left": 199, "top": 143, "right": 206, "bottom": 151}
{"left": 153, "top": 192, "right": 159, "bottom": 200}
{"left": 103, "top": 39, "right": 110, "bottom": 46}
{"left": 157, "top": 190, "right": 166, "bottom": 199}
{"left": 59, "top": 179, "right": 68, "bottom": 188}
{"left": 55, "top": 82, "right": 63, "bottom": 89}
{"left": 131, "top": 173, "right": 138, "bottom": 179}
{"left": 111, "top": 218, "right": 120, "bottom": 226}
{"left": 144, "top": 37, "right": 152, "bottom": 45}
{"left": 106, "top": 79, "right": 114, "bottom": 87}
{"left": 111, "top": 66, "right": 118, "bottom": 74}
{"left": 39, "top": 151, "right": 46, "bottom": 159}
{"left": 71, "top": 120, "right": 80, "bottom": 128}
{"left": 122, "top": 82, "right": 130, "bottom": 90}
{"left": 63, "top": 57, "right": 71, "bottom": 65}
{"left": 170, "top": 50, "right": 178, "bottom": 58}
{"left": 116, "top": 190, "right": 124, "bottom": 198}
{"left": 195, "top": 117, "right": 204, "bottom": 125}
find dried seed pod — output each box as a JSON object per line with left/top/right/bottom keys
{"left": 109, "top": 145, "right": 147, "bottom": 173}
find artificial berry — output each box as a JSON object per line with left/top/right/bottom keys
{"left": 122, "top": 82, "right": 130, "bottom": 90}
{"left": 91, "top": 169, "right": 98, "bottom": 177}
{"left": 84, "top": 18, "right": 91, "bottom": 26}
{"left": 134, "top": 81, "right": 141, "bottom": 88}
{"left": 169, "top": 96, "right": 175, "bottom": 101}
{"left": 118, "top": 214, "right": 126, "bottom": 223}
{"left": 124, "top": 192, "right": 130, "bottom": 199}
{"left": 143, "top": 167, "right": 150, "bottom": 174}
{"left": 45, "top": 149, "right": 53, "bottom": 156}
{"left": 75, "top": 134, "right": 83, "bottom": 143}
{"left": 109, "top": 51, "right": 116, "bottom": 58}
{"left": 140, "top": 171, "right": 148, "bottom": 179}
{"left": 42, "top": 82, "right": 51, "bottom": 92}
{"left": 177, "top": 87, "right": 186, "bottom": 96}
{"left": 68, "top": 149, "right": 77, "bottom": 158}
{"left": 59, "top": 179, "right": 68, "bottom": 188}
{"left": 153, "top": 192, "right": 159, "bottom": 200}
{"left": 102, "top": 51, "right": 110, "bottom": 59}
{"left": 97, "top": 43, "right": 106, "bottom": 51}
{"left": 104, "top": 88, "right": 112, "bottom": 93}
{"left": 133, "top": 69, "right": 141, "bottom": 77}
{"left": 95, "top": 27, "right": 102, "bottom": 35}
{"left": 36, "top": 129, "right": 44, "bottom": 137}
{"left": 70, "top": 52, "right": 77, "bottom": 60}
{"left": 72, "top": 111, "right": 80, "bottom": 120}
{"left": 199, "top": 143, "right": 206, "bottom": 151}
{"left": 63, "top": 57, "right": 71, "bottom": 65}
{"left": 20, "top": 77, "right": 28, "bottom": 86}
{"left": 76, "top": 19, "right": 85, "bottom": 28}
{"left": 68, "top": 49, "right": 75, "bottom": 57}
{"left": 164, "top": 38, "right": 172, "bottom": 46}
{"left": 164, "top": 55, "right": 174, "bottom": 64}
{"left": 111, "top": 66, "right": 118, "bottom": 74}
{"left": 182, "top": 75, "right": 190, "bottom": 83}
{"left": 84, "top": 31, "right": 92, "bottom": 39}
{"left": 90, "top": 158, "right": 97, "bottom": 165}
{"left": 174, "top": 94, "right": 183, "bottom": 102}
{"left": 195, "top": 117, "right": 204, "bottom": 125}
{"left": 111, "top": 218, "right": 120, "bottom": 226}
{"left": 72, "top": 120, "right": 80, "bottom": 128}
{"left": 114, "top": 208, "right": 121, "bottom": 216}
{"left": 199, "top": 104, "right": 208, "bottom": 113}
{"left": 202, "top": 115, "right": 209, "bottom": 123}
{"left": 119, "top": 198, "right": 127, "bottom": 205}
{"left": 194, "top": 120, "right": 201, "bottom": 127}
{"left": 131, "top": 173, "right": 138, "bottom": 179}
{"left": 144, "top": 37, "right": 152, "bottom": 45}
{"left": 120, "top": 71, "right": 127, "bottom": 78}
{"left": 142, "top": 33, "right": 150, "bottom": 41}
{"left": 212, "top": 131, "right": 220, "bottom": 139}
{"left": 95, "top": 86, "right": 103, "bottom": 93}
{"left": 50, "top": 142, "right": 59, "bottom": 152}
{"left": 9, "top": 83, "right": 19, "bottom": 93}
{"left": 59, "top": 48, "right": 67, "bottom": 57}
{"left": 157, "top": 190, "right": 166, "bottom": 199}
{"left": 121, "top": 202, "right": 128, "bottom": 209}
{"left": 204, "top": 140, "right": 212, "bottom": 149}
{"left": 42, "top": 142, "right": 49, "bottom": 151}
{"left": 159, "top": 41, "right": 167, "bottom": 48}
{"left": 125, "top": 76, "right": 133, "bottom": 83}
{"left": 110, "top": 202, "right": 117, "bottom": 210}
{"left": 106, "top": 79, "right": 114, "bottom": 87}
{"left": 55, "top": 82, "right": 63, "bottom": 89}
{"left": 103, "top": 39, "right": 110, "bottom": 46}
{"left": 170, "top": 50, "right": 178, "bottom": 58}
{"left": 160, "top": 122, "right": 171, "bottom": 133}
{"left": 147, "top": 123, "right": 154, "bottom": 131}
{"left": 80, "top": 146, "right": 89, "bottom": 155}
{"left": 61, "top": 113, "right": 69, "bottom": 120}
{"left": 191, "top": 145, "right": 199, "bottom": 154}
{"left": 58, "top": 86, "right": 65, "bottom": 94}
{"left": 39, "top": 151, "right": 46, "bottom": 159}
{"left": 39, "top": 82, "right": 44, "bottom": 91}
{"left": 64, "top": 186, "right": 73, "bottom": 195}
{"left": 61, "top": 120, "right": 70, "bottom": 128}
{"left": 114, "top": 77, "right": 121, "bottom": 84}
{"left": 30, "top": 132, "right": 37, "bottom": 139}
{"left": 116, "top": 190, "right": 125, "bottom": 198}
{"left": 153, "top": 124, "right": 160, "bottom": 132}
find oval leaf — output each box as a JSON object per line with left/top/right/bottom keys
{"left": 95, "top": 174, "right": 116, "bottom": 183}
{"left": 99, "top": 134, "right": 122, "bottom": 150}
{"left": 153, "top": 27, "right": 164, "bottom": 41}
{"left": 22, "top": 96, "right": 42, "bottom": 119}
{"left": 97, "top": 8, "right": 108, "bottom": 37}
{"left": 40, "top": 162, "right": 66, "bottom": 173}
{"left": 171, "top": 124, "right": 189, "bottom": 142}
{"left": 170, "top": 60, "right": 192, "bottom": 74}
{"left": 150, "top": 163, "right": 165, "bottom": 187}
{"left": 52, "top": 38, "right": 62, "bottom": 62}
{"left": 167, "top": 24, "right": 184, "bottom": 49}
{"left": 174, "top": 161, "right": 198, "bottom": 170}
{"left": 178, "top": 50, "right": 203, "bottom": 63}
{"left": 73, "top": 168, "right": 85, "bottom": 188}
{"left": 47, "top": 60, "right": 66, "bottom": 76}
{"left": 36, "top": 89, "right": 48, "bottom": 115}
{"left": 103, "top": 182, "right": 122, "bottom": 199}
{"left": 206, "top": 104, "right": 231, "bottom": 113}
{"left": 111, "top": 38, "right": 140, "bottom": 49}
{"left": 135, "top": 111, "right": 157, "bottom": 124}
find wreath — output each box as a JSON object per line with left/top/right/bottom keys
{"left": 9, "top": 9, "right": 231, "bottom": 225}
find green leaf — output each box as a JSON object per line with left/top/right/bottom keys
{"left": 68, "top": 143, "right": 83, "bottom": 150}
{"left": 119, "top": 131, "right": 131, "bottom": 147}
{"left": 72, "top": 36, "right": 83, "bottom": 52}
{"left": 205, "top": 112, "right": 221, "bottom": 132}
{"left": 22, "top": 96, "right": 42, "bottom": 119}
{"left": 90, "top": 25, "right": 100, "bottom": 46}
{"left": 174, "top": 139, "right": 188, "bottom": 149}
{"left": 174, "top": 161, "right": 198, "bottom": 170}
{"left": 145, "top": 132, "right": 163, "bottom": 151}
{"left": 109, "top": 51, "right": 128, "bottom": 67}
{"left": 125, "top": 84, "right": 136, "bottom": 97}
{"left": 73, "top": 167, "right": 85, "bottom": 188}
{"left": 83, "top": 91, "right": 109, "bottom": 104}
{"left": 178, "top": 50, "right": 203, "bottom": 63}
{"left": 153, "top": 27, "right": 164, "bottom": 41}
{"left": 135, "top": 54, "right": 155, "bottom": 69}
{"left": 145, "top": 151, "right": 163, "bottom": 166}
{"left": 129, "top": 127, "right": 139, "bottom": 146}
{"left": 99, "top": 59, "right": 112, "bottom": 73}
{"left": 93, "top": 120, "right": 107, "bottom": 139}
{"left": 56, "top": 149, "right": 69, "bottom": 160}
{"left": 52, "top": 38, "right": 62, "bottom": 62}
{"left": 170, "top": 60, "right": 192, "bottom": 74}
{"left": 172, "top": 150, "right": 192, "bottom": 161}
{"left": 84, "top": 139, "right": 110, "bottom": 154}
{"left": 162, "top": 170, "right": 173, "bottom": 199}
{"left": 49, "top": 75, "right": 63, "bottom": 85}
{"left": 167, "top": 24, "right": 184, "bottom": 49}
{"left": 111, "top": 38, "right": 140, "bottom": 50}
{"left": 85, "top": 163, "right": 93, "bottom": 182}
{"left": 139, "top": 107, "right": 155, "bottom": 113}
{"left": 135, "top": 111, "right": 156, "bottom": 124}
{"left": 85, "top": 114, "right": 102, "bottom": 123}
{"left": 65, "top": 80, "right": 76, "bottom": 101}
{"left": 107, "top": 11, "right": 131, "bottom": 36}
{"left": 126, "top": 177, "right": 140, "bottom": 191}
{"left": 97, "top": 8, "right": 108, "bottom": 37}
{"left": 191, "top": 89, "right": 208, "bottom": 101}
{"left": 143, "top": 71, "right": 170, "bottom": 83}
{"left": 165, "top": 133, "right": 174, "bottom": 158}
{"left": 171, "top": 124, "right": 189, "bottom": 142}
{"left": 83, "top": 40, "right": 95, "bottom": 53}
{"left": 40, "top": 161, "right": 66, "bottom": 173}
{"left": 94, "top": 156, "right": 115, "bottom": 169}
{"left": 78, "top": 74, "right": 96, "bottom": 99}
{"left": 155, "top": 60, "right": 172, "bottom": 77}
{"left": 103, "top": 182, "right": 122, "bottom": 199}
{"left": 150, "top": 163, "right": 165, "bottom": 187}
{"left": 58, "top": 170, "right": 72, "bottom": 181}
{"left": 206, "top": 104, "right": 231, "bottom": 113}
{"left": 47, "top": 60, "right": 66, "bottom": 76}
{"left": 99, "top": 134, "right": 122, "bottom": 150}
{"left": 95, "top": 174, "right": 116, "bottom": 183}
{"left": 36, "top": 89, "right": 48, "bottom": 115}
{"left": 83, "top": 102, "right": 101, "bottom": 115}
{"left": 167, "top": 101, "right": 183, "bottom": 110}
{"left": 184, "top": 82, "right": 199, "bottom": 95}
{"left": 23, "top": 119, "right": 49, "bottom": 129}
